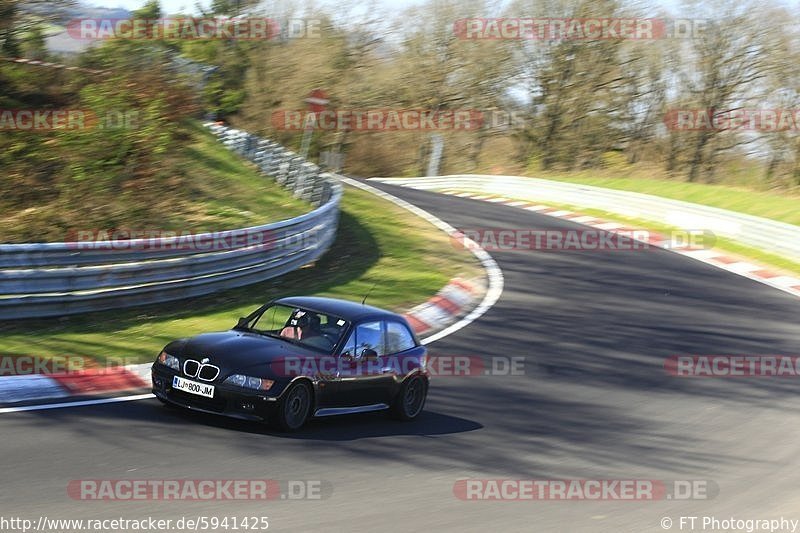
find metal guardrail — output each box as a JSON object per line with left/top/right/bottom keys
{"left": 0, "top": 124, "right": 342, "bottom": 319}
{"left": 372, "top": 175, "right": 800, "bottom": 263}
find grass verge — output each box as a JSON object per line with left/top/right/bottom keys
{"left": 461, "top": 137, "right": 799, "bottom": 225}
{"left": 517, "top": 172, "right": 800, "bottom": 227}
{"left": 0, "top": 121, "right": 310, "bottom": 243}
{"left": 0, "top": 185, "right": 482, "bottom": 364}
{"left": 499, "top": 198, "right": 800, "bottom": 277}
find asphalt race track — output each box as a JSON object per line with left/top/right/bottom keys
{"left": 2, "top": 182, "right": 799, "bottom": 532}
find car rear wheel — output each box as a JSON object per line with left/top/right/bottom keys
{"left": 390, "top": 375, "right": 427, "bottom": 421}
{"left": 275, "top": 381, "right": 313, "bottom": 431}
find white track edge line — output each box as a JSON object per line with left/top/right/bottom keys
{"left": 336, "top": 177, "right": 504, "bottom": 345}
{"left": 0, "top": 394, "right": 155, "bottom": 413}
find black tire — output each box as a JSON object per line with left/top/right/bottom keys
{"left": 390, "top": 375, "right": 428, "bottom": 421}
{"left": 274, "top": 381, "right": 313, "bottom": 431}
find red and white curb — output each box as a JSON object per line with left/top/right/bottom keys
{"left": 403, "top": 277, "right": 484, "bottom": 337}
{"left": 428, "top": 189, "right": 800, "bottom": 301}
{"left": 0, "top": 365, "right": 151, "bottom": 407}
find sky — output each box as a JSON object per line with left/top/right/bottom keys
{"left": 83, "top": 0, "right": 430, "bottom": 15}
{"left": 85, "top": 0, "right": 212, "bottom": 14}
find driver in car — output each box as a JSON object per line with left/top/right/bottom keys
{"left": 280, "top": 310, "right": 322, "bottom": 340}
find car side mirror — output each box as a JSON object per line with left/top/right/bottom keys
{"left": 360, "top": 348, "right": 378, "bottom": 360}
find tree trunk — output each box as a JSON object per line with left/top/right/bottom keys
{"left": 688, "top": 132, "right": 711, "bottom": 182}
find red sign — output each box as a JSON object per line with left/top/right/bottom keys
{"left": 304, "top": 89, "right": 329, "bottom": 114}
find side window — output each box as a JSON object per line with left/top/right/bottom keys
{"left": 340, "top": 321, "right": 385, "bottom": 357}
{"left": 385, "top": 321, "right": 416, "bottom": 354}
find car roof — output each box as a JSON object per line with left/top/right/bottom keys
{"left": 274, "top": 296, "right": 402, "bottom": 322}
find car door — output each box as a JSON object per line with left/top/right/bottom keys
{"left": 334, "top": 320, "right": 394, "bottom": 407}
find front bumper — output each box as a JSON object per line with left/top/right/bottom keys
{"left": 151, "top": 364, "right": 278, "bottom": 422}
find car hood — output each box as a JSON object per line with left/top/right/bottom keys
{"left": 169, "top": 330, "right": 321, "bottom": 377}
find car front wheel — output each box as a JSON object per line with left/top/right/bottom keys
{"left": 275, "top": 381, "right": 313, "bottom": 431}
{"left": 390, "top": 375, "right": 427, "bottom": 421}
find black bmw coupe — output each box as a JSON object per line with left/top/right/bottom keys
{"left": 152, "top": 296, "right": 429, "bottom": 431}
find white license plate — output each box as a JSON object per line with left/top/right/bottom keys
{"left": 172, "top": 376, "right": 215, "bottom": 398}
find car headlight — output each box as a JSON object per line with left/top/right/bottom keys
{"left": 156, "top": 350, "right": 180, "bottom": 370}
{"left": 223, "top": 374, "right": 274, "bottom": 391}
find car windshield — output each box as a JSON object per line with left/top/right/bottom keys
{"left": 246, "top": 303, "right": 350, "bottom": 353}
